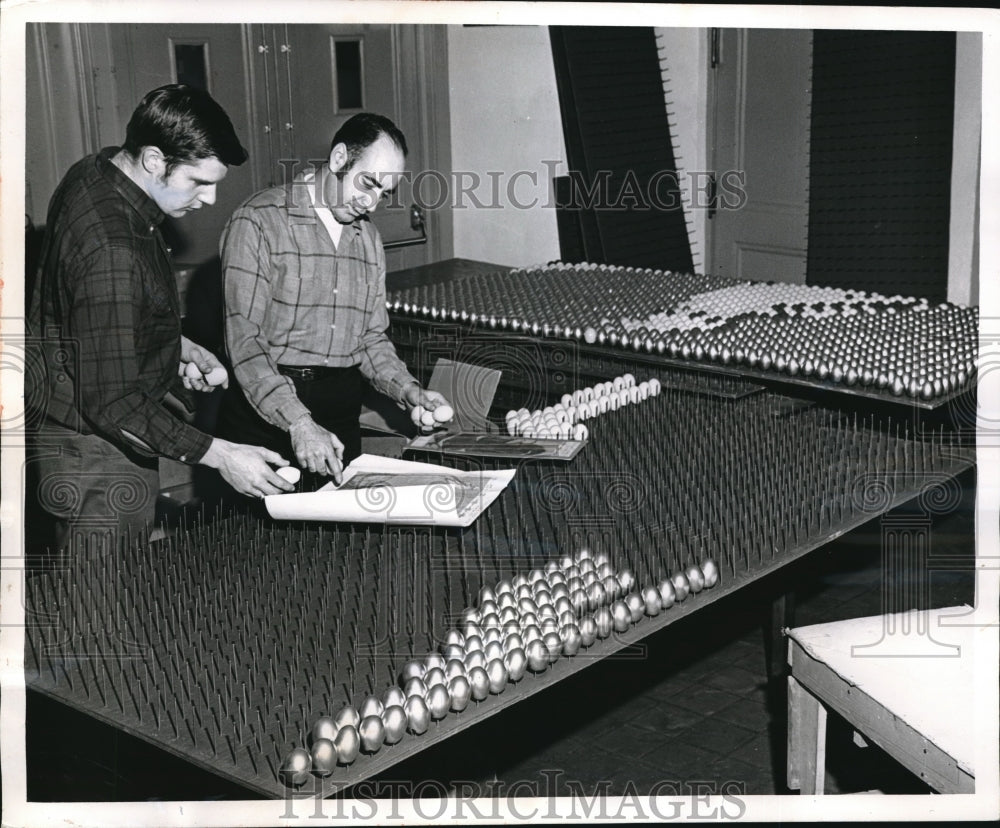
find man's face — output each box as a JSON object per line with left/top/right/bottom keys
{"left": 328, "top": 135, "right": 405, "bottom": 225}
{"left": 148, "top": 156, "right": 229, "bottom": 218}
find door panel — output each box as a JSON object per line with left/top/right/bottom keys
{"left": 709, "top": 29, "right": 811, "bottom": 283}
{"left": 278, "top": 25, "right": 428, "bottom": 269}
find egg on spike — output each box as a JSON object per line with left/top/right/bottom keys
{"left": 310, "top": 738, "right": 337, "bottom": 776}
{"left": 334, "top": 705, "right": 360, "bottom": 731}
{"left": 280, "top": 747, "right": 312, "bottom": 786}
{"left": 334, "top": 725, "right": 360, "bottom": 764}
{"left": 449, "top": 675, "right": 472, "bottom": 711}
{"left": 700, "top": 558, "right": 720, "bottom": 588}
{"left": 685, "top": 564, "right": 706, "bottom": 593}
{"left": 404, "top": 696, "right": 430, "bottom": 735}
{"left": 359, "top": 715, "right": 385, "bottom": 753}
{"left": 671, "top": 571, "right": 691, "bottom": 602}
{"left": 426, "top": 683, "right": 451, "bottom": 719}
{"left": 504, "top": 647, "right": 527, "bottom": 682}
{"left": 468, "top": 665, "right": 490, "bottom": 699}
{"left": 382, "top": 705, "right": 407, "bottom": 744}
{"left": 310, "top": 715, "right": 338, "bottom": 745}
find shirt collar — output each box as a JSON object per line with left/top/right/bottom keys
{"left": 295, "top": 167, "right": 362, "bottom": 238}
{"left": 96, "top": 147, "right": 165, "bottom": 229}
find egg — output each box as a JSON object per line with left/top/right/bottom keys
{"left": 611, "top": 600, "right": 631, "bottom": 632}
{"left": 410, "top": 405, "right": 426, "bottom": 426}
{"left": 464, "top": 650, "right": 486, "bottom": 670}
{"left": 526, "top": 638, "right": 549, "bottom": 672}
{"left": 504, "top": 632, "right": 524, "bottom": 653}
{"left": 423, "top": 666, "right": 447, "bottom": 688}
{"left": 333, "top": 705, "right": 360, "bottom": 731}
{"left": 642, "top": 586, "right": 662, "bottom": 616}
{"left": 445, "top": 658, "right": 466, "bottom": 682}
{"left": 685, "top": 564, "right": 705, "bottom": 593}
{"left": 403, "top": 677, "right": 427, "bottom": 699}
{"left": 184, "top": 360, "right": 203, "bottom": 380}
{"left": 280, "top": 747, "right": 312, "bottom": 786}
{"left": 359, "top": 695, "right": 384, "bottom": 719}
{"left": 310, "top": 738, "right": 337, "bottom": 776}
{"left": 449, "top": 675, "right": 472, "bottom": 711}
{"left": 671, "top": 571, "right": 691, "bottom": 602}
{"left": 486, "top": 658, "right": 509, "bottom": 693}
{"left": 594, "top": 607, "right": 613, "bottom": 638}
{"left": 468, "top": 665, "right": 490, "bottom": 699}
{"left": 542, "top": 631, "right": 562, "bottom": 662}
{"left": 276, "top": 466, "right": 301, "bottom": 485}
{"left": 700, "top": 558, "right": 720, "bottom": 588}
{"left": 432, "top": 404, "right": 454, "bottom": 423}
{"left": 426, "top": 683, "right": 450, "bottom": 719}
{"left": 310, "top": 715, "right": 338, "bottom": 745}
{"left": 334, "top": 724, "right": 360, "bottom": 764}
{"left": 420, "top": 409, "right": 436, "bottom": 427}
{"left": 425, "top": 652, "right": 446, "bottom": 672}
{"left": 578, "top": 616, "right": 597, "bottom": 647}
{"left": 359, "top": 715, "right": 385, "bottom": 752}
{"left": 382, "top": 705, "right": 407, "bottom": 744}
{"left": 618, "top": 569, "right": 636, "bottom": 594}
{"left": 504, "top": 647, "right": 527, "bottom": 681}
{"left": 404, "top": 696, "right": 430, "bottom": 734}
{"left": 560, "top": 623, "right": 582, "bottom": 656}
{"left": 205, "top": 365, "right": 229, "bottom": 386}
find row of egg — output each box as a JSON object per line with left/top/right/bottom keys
{"left": 504, "top": 376, "right": 662, "bottom": 438}
{"left": 388, "top": 265, "right": 976, "bottom": 400}
{"left": 280, "top": 548, "right": 718, "bottom": 786}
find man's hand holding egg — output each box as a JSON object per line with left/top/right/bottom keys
{"left": 403, "top": 383, "right": 454, "bottom": 433}
{"left": 179, "top": 336, "right": 229, "bottom": 392}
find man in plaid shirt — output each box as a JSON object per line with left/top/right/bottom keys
{"left": 28, "top": 85, "right": 294, "bottom": 554}
{"left": 217, "top": 113, "right": 450, "bottom": 488}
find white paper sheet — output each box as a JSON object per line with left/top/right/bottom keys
{"left": 264, "top": 454, "right": 515, "bottom": 527}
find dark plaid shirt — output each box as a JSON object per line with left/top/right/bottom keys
{"left": 221, "top": 174, "right": 416, "bottom": 429}
{"left": 28, "top": 148, "right": 212, "bottom": 463}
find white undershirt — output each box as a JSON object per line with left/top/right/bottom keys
{"left": 305, "top": 170, "right": 344, "bottom": 249}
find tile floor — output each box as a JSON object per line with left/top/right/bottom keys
{"left": 24, "top": 471, "right": 977, "bottom": 801}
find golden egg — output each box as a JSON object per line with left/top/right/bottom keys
{"left": 449, "top": 675, "right": 472, "bottom": 711}
{"left": 611, "top": 600, "right": 631, "bottom": 632}
{"left": 404, "top": 696, "right": 430, "bottom": 734}
{"left": 280, "top": 747, "right": 312, "bottom": 786}
{"left": 685, "top": 564, "right": 705, "bottom": 593}
{"left": 333, "top": 705, "right": 360, "bottom": 731}
{"left": 594, "top": 607, "right": 613, "bottom": 638}
{"left": 311, "top": 715, "right": 338, "bottom": 745}
{"left": 504, "top": 647, "right": 527, "bottom": 681}
{"left": 334, "top": 724, "right": 360, "bottom": 764}
{"left": 382, "top": 705, "right": 407, "bottom": 744}
{"left": 578, "top": 616, "right": 597, "bottom": 647}
{"left": 359, "top": 715, "right": 385, "bottom": 753}
{"left": 468, "top": 665, "right": 490, "bottom": 699}
{"left": 311, "top": 738, "right": 336, "bottom": 776}
{"left": 671, "top": 571, "right": 691, "bottom": 602}
{"left": 426, "top": 683, "right": 450, "bottom": 720}
{"left": 526, "top": 638, "right": 549, "bottom": 672}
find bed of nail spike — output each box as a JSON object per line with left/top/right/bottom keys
{"left": 24, "top": 357, "right": 974, "bottom": 797}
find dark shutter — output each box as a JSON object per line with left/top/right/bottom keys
{"left": 550, "top": 26, "right": 694, "bottom": 273}
{"left": 806, "top": 31, "right": 956, "bottom": 301}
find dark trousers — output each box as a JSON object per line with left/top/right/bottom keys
{"left": 29, "top": 422, "right": 160, "bottom": 556}
{"left": 215, "top": 366, "right": 363, "bottom": 497}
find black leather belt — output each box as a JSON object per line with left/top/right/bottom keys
{"left": 277, "top": 365, "right": 344, "bottom": 382}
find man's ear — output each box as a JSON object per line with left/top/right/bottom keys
{"left": 328, "top": 142, "right": 348, "bottom": 174}
{"left": 140, "top": 146, "right": 167, "bottom": 178}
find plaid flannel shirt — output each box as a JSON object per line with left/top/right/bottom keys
{"left": 221, "top": 174, "right": 417, "bottom": 430}
{"left": 28, "top": 148, "right": 211, "bottom": 463}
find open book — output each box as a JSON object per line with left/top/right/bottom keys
{"left": 264, "top": 454, "right": 516, "bottom": 527}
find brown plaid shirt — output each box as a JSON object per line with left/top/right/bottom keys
{"left": 28, "top": 148, "right": 212, "bottom": 463}
{"left": 221, "top": 175, "right": 417, "bottom": 429}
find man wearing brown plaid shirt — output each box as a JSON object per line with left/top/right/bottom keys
{"left": 217, "top": 113, "right": 450, "bottom": 488}
{"left": 28, "top": 85, "right": 295, "bottom": 554}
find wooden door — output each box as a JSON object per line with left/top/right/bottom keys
{"left": 249, "top": 24, "right": 436, "bottom": 271}
{"left": 708, "top": 29, "right": 812, "bottom": 283}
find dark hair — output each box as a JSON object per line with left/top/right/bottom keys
{"left": 330, "top": 113, "right": 408, "bottom": 171}
{"left": 122, "top": 84, "right": 247, "bottom": 173}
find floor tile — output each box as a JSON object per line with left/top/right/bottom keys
{"left": 673, "top": 716, "right": 758, "bottom": 756}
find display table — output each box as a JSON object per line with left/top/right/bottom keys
{"left": 786, "top": 606, "right": 978, "bottom": 794}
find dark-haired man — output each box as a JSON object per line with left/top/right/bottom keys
{"left": 28, "top": 84, "right": 294, "bottom": 553}
{"left": 218, "top": 113, "right": 450, "bottom": 486}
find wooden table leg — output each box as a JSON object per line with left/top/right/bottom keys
{"left": 765, "top": 589, "right": 796, "bottom": 679}
{"left": 787, "top": 674, "right": 827, "bottom": 794}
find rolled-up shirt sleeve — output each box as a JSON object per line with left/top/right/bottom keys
{"left": 222, "top": 208, "right": 310, "bottom": 429}
{"left": 69, "top": 246, "right": 211, "bottom": 462}
{"left": 356, "top": 232, "right": 419, "bottom": 403}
